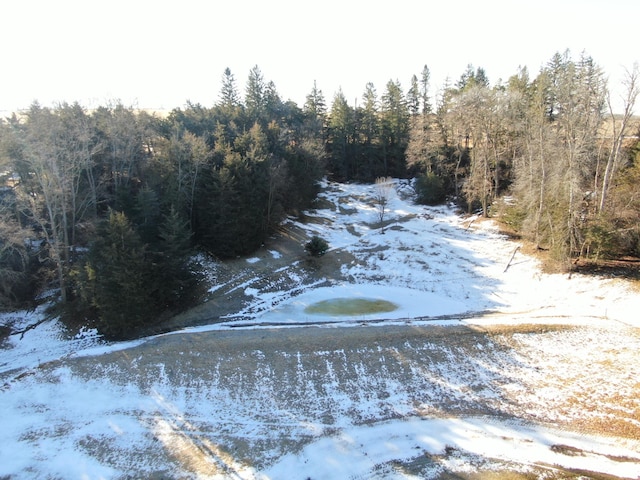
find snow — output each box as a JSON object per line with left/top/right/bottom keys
{"left": 234, "top": 284, "right": 465, "bottom": 326}
{"left": 1, "top": 179, "right": 639, "bottom": 479}
{"left": 267, "top": 418, "right": 640, "bottom": 480}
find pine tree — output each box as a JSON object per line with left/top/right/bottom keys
{"left": 152, "top": 206, "right": 203, "bottom": 310}
{"left": 380, "top": 79, "right": 409, "bottom": 177}
{"left": 328, "top": 89, "right": 356, "bottom": 180}
{"left": 360, "top": 82, "right": 381, "bottom": 179}
{"left": 219, "top": 67, "right": 241, "bottom": 109}
{"left": 420, "top": 65, "right": 432, "bottom": 115}
{"left": 407, "top": 75, "right": 420, "bottom": 116}
{"left": 81, "top": 210, "right": 154, "bottom": 339}
{"left": 304, "top": 80, "right": 327, "bottom": 118}
{"left": 245, "top": 65, "right": 266, "bottom": 122}
{"left": 303, "top": 81, "right": 327, "bottom": 140}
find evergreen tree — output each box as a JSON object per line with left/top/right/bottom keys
{"left": 359, "top": 82, "right": 382, "bottom": 179}
{"left": 457, "top": 64, "right": 489, "bottom": 91}
{"left": 134, "top": 186, "right": 161, "bottom": 243}
{"left": 152, "top": 206, "right": 204, "bottom": 311}
{"left": 245, "top": 65, "right": 266, "bottom": 122}
{"left": 407, "top": 75, "right": 421, "bottom": 116}
{"left": 327, "top": 89, "right": 356, "bottom": 180}
{"left": 303, "top": 81, "right": 327, "bottom": 140}
{"left": 167, "top": 102, "right": 217, "bottom": 143}
{"left": 380, "top": 79, "right": 409, "bottom": 177}
{"left": 283, "top": 137, "right": 324, "bottom": 209}
{"left": 80, "top": 210, "right": 154, "bottom": 339}
{"left": 219, "top": 67, "right": 241, "bottom": 109}
{"left": 420, "top": 64, "right": 432, "bottom": 114}
{"left": 264, "top": 80, "right": 283, "bottom": 121}
{"left": 304, "top": 80, "right": 327, "bottom": 118}
{"left": 196, "top": 124, "right": 277, "bottom": 258}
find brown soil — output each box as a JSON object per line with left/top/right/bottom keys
{"left": 151, "top": 211, "right": 367, "bottom": 336}
{"left": 573, "top": 257, "right": 640, "bottom": 283}
{"left": 55, "top": 321, "right": 640, "bottom": 479}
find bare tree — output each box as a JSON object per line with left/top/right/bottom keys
{"left": 158, "top": 129, "right": 210, "bottom": 228}
{"left": 15, "top": 105, "right": 72, "bottom": 301}
{"left": 554, "top": 54, "right": 606, "bottom": 259}
{"left": 455, "top": 84, "right": 507, "bottom": 216}
{"left": 10, "top": 103, "right": 105, "bottom": 302}
{"left": 373, "top": 176, "right": 394, "bottom": 231}
{"left": 94, "top": 102, "right": 149, "bottom": 203}
{"left": 599, "top": 63, "right": 639, "bottom": 213}
{"left": 0, "top": 201, "right": 32, "bottom": 306}
{"left": 508, "top": 69, "right": 558, "bottom": 249}
{"left": 509, "top": 52, "right": 607, "bottom": 264}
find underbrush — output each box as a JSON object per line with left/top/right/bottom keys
{"left": 490, "top": 211, "right": 640, "bottom": 279}
{"left": 572, "top": 258, "right": 640, "bottom": 286}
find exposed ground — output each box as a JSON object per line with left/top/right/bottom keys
{"left": 36, "top": 321, "right": 640, "bottom": 479}
{"left": 155, "top": 220, "right": 352, "bottom": 333}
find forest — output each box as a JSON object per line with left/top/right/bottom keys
{"left": 0, "top": 51, "right": 638, "bottom": 339}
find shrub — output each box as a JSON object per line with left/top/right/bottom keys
{"left": 305, "top": 235, "right": 329, "bottom": 257}
{"left": 415, "top": 172, "right": 446, "bottom": 205}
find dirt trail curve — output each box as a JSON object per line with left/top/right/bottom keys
{"left": 155, "top": 220, "right": 361, "bottom": 334}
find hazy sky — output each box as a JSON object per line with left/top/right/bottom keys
{"left": 2, "top": 0, "right": 638, "bottom": 114}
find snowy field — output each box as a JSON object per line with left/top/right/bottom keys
{"left": 1, "top": 180, "right": 639, "bottom": 479}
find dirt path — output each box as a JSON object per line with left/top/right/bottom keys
{"left": 154, "top": 219, "right": 361, "bottom": 334}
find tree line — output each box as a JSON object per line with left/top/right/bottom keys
{"left": 0, "top": 53, "right": 638, "bottom": 338}
{"left": 0, "top": 66, "right": 326, "bottom": 337}
{"left": 407, "top": 52, "right": 640, "bottom": 268}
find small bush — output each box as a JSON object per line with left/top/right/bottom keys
{"left": 305, "top": 235, "right": 329, "bottom": 257}
{"left": 415, "top": 172, "right": 446, "bottom": 205}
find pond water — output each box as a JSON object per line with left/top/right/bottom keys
{"left": 304, "top": 298, "right": 398, "bottom": 316}
{"left": 252, "top": 285, "right": 466, "bottom": 325}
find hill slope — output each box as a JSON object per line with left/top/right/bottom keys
{"left": 1, "top": 180, "right": 639, "bottom": 479}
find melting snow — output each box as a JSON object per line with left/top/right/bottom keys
{"left": 1, "top": 179, "right": 639, "bottom": 479}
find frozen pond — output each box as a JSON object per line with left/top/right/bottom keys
{"left": 250, "top": 284, "right": 466, "bottom": 325}
{"left": 304, "top": 297, "right": 398, "bottom": 316}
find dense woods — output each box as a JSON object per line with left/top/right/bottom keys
{"left": 1, "top": 52, "right": 638, "bottom": 338}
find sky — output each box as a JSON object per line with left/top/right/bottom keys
{"left": 1, "top": 0, "right": 639, "bottom": 115}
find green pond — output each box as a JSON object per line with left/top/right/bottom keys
{"left": 303, "top": 298, "right": 398, "bottom": 316}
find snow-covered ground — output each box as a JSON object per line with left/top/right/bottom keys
{"left": 1, "top": 179, "right": 639, "bottom": 479}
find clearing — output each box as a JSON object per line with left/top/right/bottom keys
{"left": 1, "top": 180, "right": 639, "bottom": 479}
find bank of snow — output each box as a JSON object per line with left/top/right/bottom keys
{"left": 223, "top": 179, "right": 640, "bottom": 330}
{"left": 233, "top": 284, "right": 466, "bottom": 326}
{"left": 266, "top": 417, "right": 640, "bottom": 480}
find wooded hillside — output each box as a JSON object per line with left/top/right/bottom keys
{"left": 0, "top": 52, "right": 638, "bottom": 338}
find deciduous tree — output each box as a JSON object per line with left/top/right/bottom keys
{"left": 598, "top": 63, "right": 639, "bottom": 213}
{"left": 373, "top": 176, "right": 394, "bottom": 231}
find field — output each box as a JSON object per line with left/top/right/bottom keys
{"left": 1, "top": 180, "right": 639, "bottom": 479}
